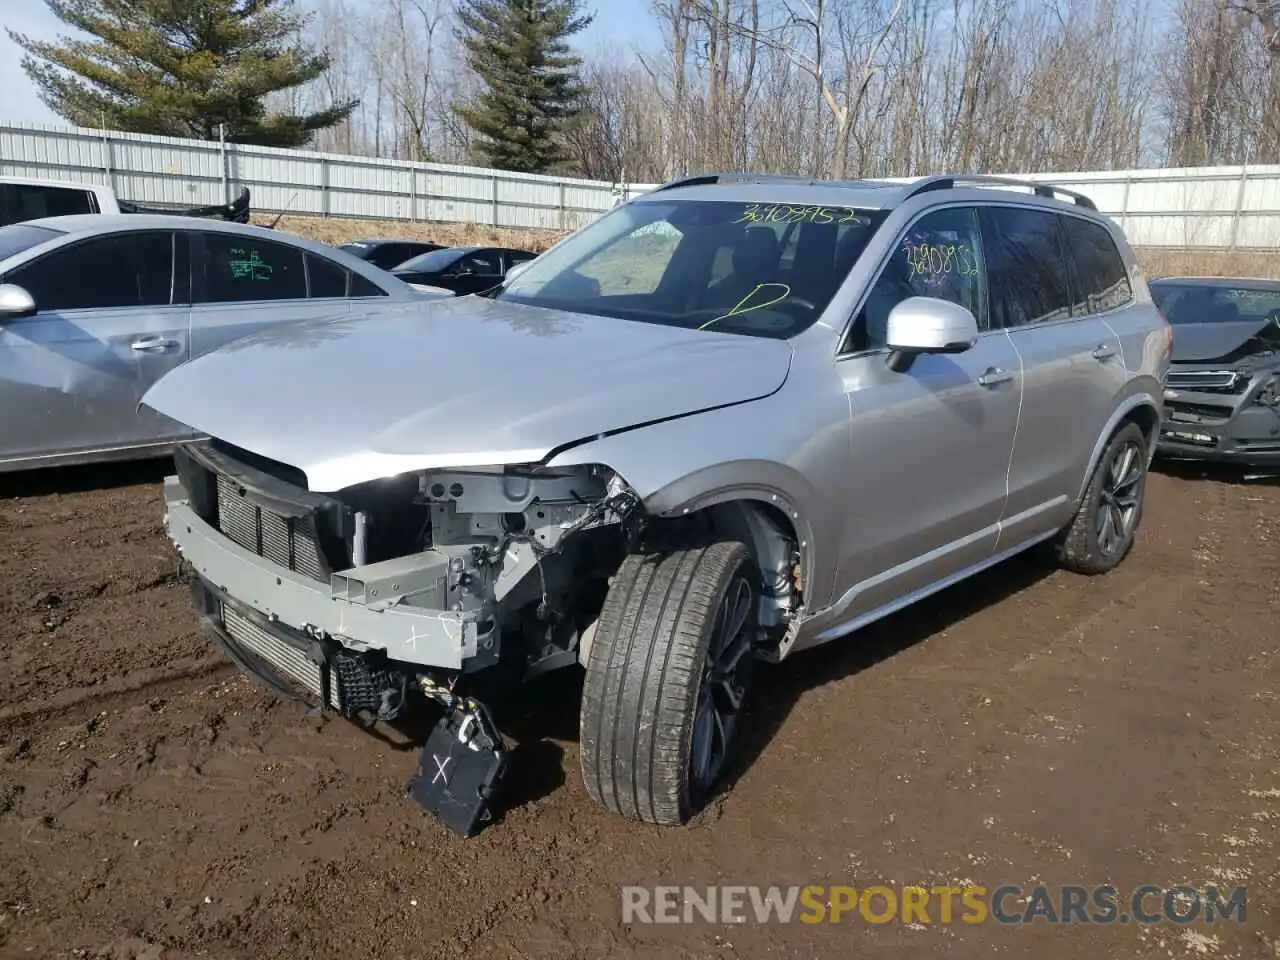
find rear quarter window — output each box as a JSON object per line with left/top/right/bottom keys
{"left": 1061, "top": 215, "right": 1132, "bottom": 314}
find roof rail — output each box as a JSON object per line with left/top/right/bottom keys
{"left": 646, "top": 172, "right": 821, "bottom": 194}
{"left": 903, "top": 174, "right": 1097, "bottom": 210}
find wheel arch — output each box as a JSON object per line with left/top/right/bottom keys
{"left": 1077, "top": 389, "right": 1163, "bottom": 504}
{"left": 638, "top": 461, "right": 824, "bottom": 613}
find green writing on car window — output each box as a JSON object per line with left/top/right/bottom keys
{"left": 735, "top": 204, "right": 871, "bottom": 226}
{"left": 228, "top": 247, "right": 274, "bottom": 282}
{"left": 700, "top": 282, "right": 793, "bottom": 330}
{"left": 905, "top": 242, "right": 979, "bottom": 278}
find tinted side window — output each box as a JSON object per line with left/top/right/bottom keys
{"left": 6, "top": 231, "right": 173, "bottom": 311}
{"left": 848, "top": 206, "right": 988, "bottom": 351}
{"left": 982, "top": 206, "right": 1072, "bottom": 328}
{"left": 459, "top": 251, "right": 502, "bottom": 276}
{"left": 368, "top": 245, "right": 407, "bottom": 269}
{"left": 0, "top": 184, "right": 97, "bottom": 225}
{"left": 349, "top": 272, "right": 388, "bottom": 298}
{"left": 306, "top": 253, "right": 348, "bottom": 298}
{"left": 1061, "top": 216, "right": 1133, "bottom": 314}
{"left": 199, "top": 233, "right": 306, "bottom": 302}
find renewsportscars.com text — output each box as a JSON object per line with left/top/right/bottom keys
{"left": 621, "top": 884, "right": 1248, "bottom": 926}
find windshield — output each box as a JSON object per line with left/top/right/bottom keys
{"left": 493, "top": 199, "right": 887, "bottom": 338}
{"left": 0, "top": 223, "right": 64, "bottom": 263}
{"left": 394, "top": 248, "right": 462, "bottom": 273}
{"left": 1151, "top": 282, "right": 1280, "bottom": 326}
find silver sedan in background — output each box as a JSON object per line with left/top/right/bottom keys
{"left": 0, "top": 214, "right": 433, "bottom": 472}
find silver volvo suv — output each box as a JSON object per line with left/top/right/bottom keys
{"left": 144, "top": 173, "right": 1171, "bottom": 832}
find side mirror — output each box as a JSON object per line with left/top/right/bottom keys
{"left": 0, "top": 284, "right": 37, "bottom": 321}
{"left": 884, "top": 296, "right": 979, "bottom": 372}
{"left": 504, "top": 260, "right": 533, "bottom": 283}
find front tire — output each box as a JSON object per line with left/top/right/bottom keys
{"left": 1054, "top": 421, "right": 1150, "bottom": 575}
{"left": 580, "top": 539, "right": 760, "bottom": 825}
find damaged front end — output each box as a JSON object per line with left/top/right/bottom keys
{"left": 167, "top": 438, "right": 643, "bottom": 702}
{"left": 164, "top": 438, "right": 644, "bottom": 832}
{"left": 1160, "top": 330, "right": 1280, "bottom": 468}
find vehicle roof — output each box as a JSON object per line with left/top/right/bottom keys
{"left": 3, "top": 213, "right": 419, "bottom": 294}
{"left": 1148, "top": 276, "right": 1280, "bottom": 290}
{"left": 16, "top": 213, "right": 372, "bottom": 258}
{"left": 635, "top": 173, "right": 1105, "bottom": 217}
{"left": 638, "top": 178, "right": 909, "bottom": 210}
{"left": 343, "top": 238, "right": 441, "bottom": 246}
{"left": 0, "top": 174, "right": 114, "bottom": 193}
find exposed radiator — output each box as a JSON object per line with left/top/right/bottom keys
{"left": 216, "top": 473, "right": 327, "bottom": 581}
{"left": 221, "top": 604, "right": 341, "bottom": 709}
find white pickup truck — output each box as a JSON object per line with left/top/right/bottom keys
{"left": 0, "top": 175, "right": 250, "bottom": 227}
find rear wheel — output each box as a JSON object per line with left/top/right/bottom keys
{"left": 579, "top": 539, "right": 760, "bottom": 825}
{"left": 1054, "top": 421, "right": 1149, "bottom": 575}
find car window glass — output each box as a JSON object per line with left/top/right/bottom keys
{"left": 1061, "top": 216, "right": 1132, "bottom": 315}
{"left": 199, "top": 233, "right": 306, "bottom": 302}
{"left": 0, "top": 183, "right": 96, "bottom": 225}
{"left": 396, "top": 248, "right": 458, "bottom": 273}
{"left": 5, "top": 231, "right": 173, "bottom": 311}
{"left": 1152, "top": 283, "right": 1280, "bottom": 325}
{"left": 0, "top": 223, "right": 64, "bottom": 261}
{"left": 306, "top": 252, "right": 348, "bottom": 298}
{"left": 459, "top": 251, "right": 501, "bottom": 275}
{"left": 349, "top": 272, "right": 388, "bottom": 297}
{"left": 581, "top": 221, "right": 683, "bottom": 295}
{"left": 499, "top": 200, "right": 886, "bottom": 339}
{"left": 983, "top": 206, "right": 1073, "bottom": 328}
{"left": 847, "top": 206, "right": 987, "bottom": 351}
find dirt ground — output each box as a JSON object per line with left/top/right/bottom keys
{"left": 0, "top": 456, "right": 1277, "bottom": 960}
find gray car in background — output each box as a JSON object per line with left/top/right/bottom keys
{"left": 145, "top": 173, "right": 1170, "bottom": 831}
{"left": 1151, "top": 276, "right": 1280, "bottom": 467}
{"left": 0, "top": 214, "right": 428, "bottom": 472}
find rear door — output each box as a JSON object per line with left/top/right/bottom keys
{"left": 0, "top": 229, "right": 187, "bottom": 463}
{"left": 982, "top": 205, "right": 1125, "bottom": 547}
{"left": 187, "top": 230, "right": 355, "bottom": 358}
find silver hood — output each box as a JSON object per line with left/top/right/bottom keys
{"left": 142, "top": 296, "right": 793, "bottom": 491}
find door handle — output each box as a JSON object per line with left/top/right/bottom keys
{"left": 1091, "top": 343, "right": 1116, "bottom": 360}
{"left": 130, "top": 336, "right": 179, "bottom": 353}
{"left": 977, "top": 367, "right": 1014, "bottom": 387}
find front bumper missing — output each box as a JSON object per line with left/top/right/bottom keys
{"left": 164, "top": 475, "right": 477, "bottom": 669}
{"left": 1158, "top": 375, "right": 1280, "bottom": 465}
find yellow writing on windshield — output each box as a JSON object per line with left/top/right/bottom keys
{"left": 699, "top": 282, "right": 793, "bottom": 330}
{"left": 905, "top": 242, "right": 979, "bottom": 278}
{"left": 735, "top": 204, "right": 871, "bottom": 226}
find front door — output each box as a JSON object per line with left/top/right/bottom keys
{"left": 829, "top": 205, "right": 1023, "bottom": 626}
{"left": 0, "top": 229, "right": 188, "bottom": 464}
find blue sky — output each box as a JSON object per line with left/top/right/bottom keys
{"left": 0, "top": 0, "right": 660, "bottom": 125}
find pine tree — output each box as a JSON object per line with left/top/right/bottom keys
{"left": 454, "top": 0, "right": 594, "bottom": 173}
{"left": 8, "top": 0, "right": 357, "bottom": 147}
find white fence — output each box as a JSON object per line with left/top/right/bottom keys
{"left": 2, "top": 121, "right": 1280, "bottom": 249}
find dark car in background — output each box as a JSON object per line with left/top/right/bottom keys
{"left": 389, "top": 245, "right": 537, "bottom": 295}
{"left": 1152, "top": 276, "right": 1280, "bottom": 467}
{"left": 340, "top": 238, "right": 445, "bottom": 271}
